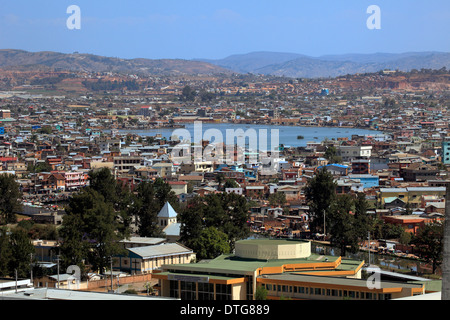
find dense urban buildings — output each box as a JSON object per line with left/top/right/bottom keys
{"left": 0, "top": 65, "right": 449, "bottom": 302}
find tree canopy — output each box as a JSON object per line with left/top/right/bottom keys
{"left": 304, "top": 167, "right": 337, "bottom": 234}
{"left": 411, "top": 222, "right": 443, "bottom": 274}
{"left": 0, "top": 174, "right": 23, "bottom": 225}
{"left": 0, "top": 227, "right": 35, "bottom": 278}
{"left": 179, "top": 192, "right": 250, "bottom": 258}
{"left": 59, "top": 188, "right": 125, "bottom": 274}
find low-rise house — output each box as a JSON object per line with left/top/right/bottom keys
{"left": 381, "top": 215, "right": 441, "bottom": 235}
{"left": 113, "top": 242, "right": 195, "bottom": 274}
{"left": 168, "top": 181, "right": 187, "bottom": 195}
{"left": 277, "top": 185, "right": 302, "bottom": 201}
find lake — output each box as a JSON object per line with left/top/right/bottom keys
{"left": 118, "top": 123, "right": 380, "bottom": 148}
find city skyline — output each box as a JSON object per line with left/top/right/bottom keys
{"left": 0, "top": 1, "right": 449, "bottom": 60}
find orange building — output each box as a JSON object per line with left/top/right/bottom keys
{"left": 153, "top": 239, "right": 428, "bottom": 300}
{"left": 380, "top": 215, "right": 440, "bottom": 235}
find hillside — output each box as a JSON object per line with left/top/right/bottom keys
{"left": 0, "top": 49, "right": 231, "bottom": 76}
{"left": 203, "top": 51, "right": 450, "bottom": 78}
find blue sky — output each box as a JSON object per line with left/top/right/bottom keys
{"left": 0, "top": 1, "right": 449, "bottom": 60}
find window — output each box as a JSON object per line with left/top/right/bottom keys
{"left": 198, "top": 282, "right": 214, "bottom": 300}
{"left": 169, "top": 280, "right": 179, "bottom": 299}
{"left": 216, "top": 283, "right": 232, "bottom": 301}
{"left": 180, "top": 281, "right": 196, "bottom": 300}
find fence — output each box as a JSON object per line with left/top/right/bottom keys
{"left": 82, "top": 273, "right": 154, "bottom": 291}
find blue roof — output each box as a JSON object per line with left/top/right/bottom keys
{"left": 327, "top": 164, "right": 348, "bottom": 168}
{"left": 318, "top": 164, "right": 348, "bottom": 170}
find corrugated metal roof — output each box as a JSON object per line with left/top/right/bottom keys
{"left": 128, "top": 243, "right": 192, "bottom": 259}
{"left": 163, "top": 223, "right": 181, "bottom": 236}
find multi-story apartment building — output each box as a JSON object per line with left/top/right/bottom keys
{"left": 113, "top": 156, "right": 142, "bottom": 173}
{"left": 338, "top": 146, "right": 372, "bottom": 161}
{"left": 442, "top": 140, "right": 450, "bottom": 165}
{"left": 64, "top": 171, "right": 89, "bottom": 190}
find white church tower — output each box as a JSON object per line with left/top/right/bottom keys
{"left": 157, "top": 202, "right": 180, "bottom": 242}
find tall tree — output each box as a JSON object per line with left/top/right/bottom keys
{"left": 328, "top": 194, "right": 360, "bottom": 256}
{"left": 179, "top": 196, "right": 205, "bottom": 249}
{"left": 0, "top": 174, "right": 23, "bottom": 225}
{"left": 8, "top": 228, "right": 35, "bottom": 278}
{"left": 88, "top": 167, "right": 117, "bottom": 202}
{"left": 412, "top": 222, "right": 443, "bottom": 274}
{"left": 191, "top": 227, "right": 230, "bottom": 260}
{"left": 58, "top": 207, "right": 89, "bottom": 273}
{"left": 114, "top": 180, "right": 134, "bottom": 240}
{"left": 60, "top": 188, "right": 125, "bottom": 274}
{"left": 0, "top": 227, "right": 12, "bottom": 277}
{"left": 304, "top": 168, "right": 337, "bottom": 234}
{"left": 354, "top": 192, "right": 372, "bottom": 239}
{"left": 132, "top": 178, "right": 178, "bottom": 238}
{"left": 88, "top": 168, "right": 133, "bottom": 239}
{"left": 217, "top": 192, "right": 251, "bottom": 248}
{"left": 180, "top": 192, "right": 250, "bottom": 252}
{"left": 153, "top": 178, "right": 180, "bottom": 212}
{"left": 132, "top": 180, "right": 162, "bottom": 238}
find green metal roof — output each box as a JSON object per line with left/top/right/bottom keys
{"left": 259, "top": 273, "right": 424, "bottom": 290}
{"left": 156, "top": 271, "right": 240, "bottom": 282}
{"left": 163, "top": 252, "right": 355, "bottom": 277}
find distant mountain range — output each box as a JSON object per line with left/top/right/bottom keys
{"left": 0, "top": 49, "right": 449, "bottom": 78}
{"left": 198, "top": 51, "right": 450, "bottom": 78}
{"left": 0, "top": 49, "right": 231, "bottom": 76}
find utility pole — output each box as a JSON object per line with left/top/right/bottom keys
{"left": 56, "top": 255, "right": 60, "bottom": 289}
{"left": 30, "top": 253, "right": 33, "bottom": 284}
{"left": 110, "top": 257, "right": 114, "bottom": 293}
